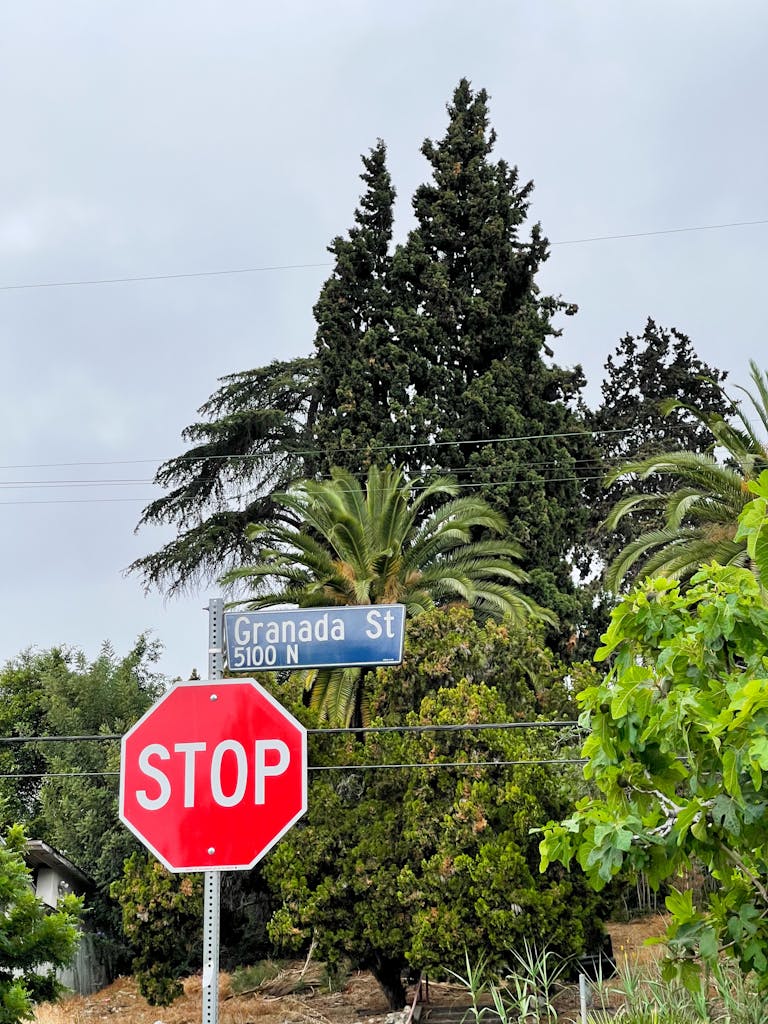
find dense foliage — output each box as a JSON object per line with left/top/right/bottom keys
{"left": 0, "top": 637, "right": 164, "bottom": 970}
{"left": 539, "top": 488, "right": 768, "bottom": 988}
{"left": 584, "top": 319, "right": 731, "bottom": 576}
{"left": 111, "top": 855, "right": 204, "bottom": 1006}
{"left": 265, "top": 608, "right": 605, "bottom": 1008}
{"left": 0, "top": 823, "right": 81, "bottom": 1023}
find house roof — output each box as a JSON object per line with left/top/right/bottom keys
{"left": 25, "top": 839, "right": 95, "bottom": 891}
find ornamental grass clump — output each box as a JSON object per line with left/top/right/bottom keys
{"left": 448, "top": 943, "right": 568, "bottom": 1024}
{"left": 589, "top": 953, "right": 768, "bottom": 1024}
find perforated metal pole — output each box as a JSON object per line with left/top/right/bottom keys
{"left": 203, "top": 597, "right": 224, "bottom": 1024}
{"left": 579, "top": 972, "right": 588, "bottom": 1024}
{"left": 202, "top": 868, "right": 221, "bottom": 1024}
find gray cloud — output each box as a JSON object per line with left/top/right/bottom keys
{"left": 1, "top": 0, "right": 766, "bottom": 675}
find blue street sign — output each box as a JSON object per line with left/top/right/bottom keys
{"left": 224, "top": 605, "right": 406, "bottom": 672}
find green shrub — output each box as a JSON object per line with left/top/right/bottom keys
{"left": 111, "top": 854, "right": 203, "bottom": 1006}
{"left": 0, "top": 823, "right": 82, "bottom": 1024}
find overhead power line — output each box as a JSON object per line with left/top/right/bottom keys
{"left": 0, "top": 496, "right": 157, "bottom": 507}
{"left": 0, "top": 262, "right": 331, "bottom": 292}
{"left": 0, "top": 473, "right": 636, "bottom": 507}
{"left": 0, "top": 720, "right": 583, "bottom": 746}
{"left": 0, "top": 454, "right": 613, "bottom": 484}
{"left": 0, "top": 218, "right": 765, "bottom": 293}
{"left": 0, "top": 427, "right": 634, "bottom": 473}
{"left": 0, "top": 472, "right": 610, "bottom": 498}
{"left": 312, "top": 758, "right": 587, "bottom": 771}
{"left": 0, "top": 460, "right": 606, "bottom": 487}
{"left": 1, "top": 723, "right": 586, "bottom": 778}
{"left": 549, "top": 217, "right": 768, "bottom": 245}
{"left": 0, "top": 758, "right": 587, "bottom": 780}
{"left": 0, "top": 478, "right": 154, "bottom": 487}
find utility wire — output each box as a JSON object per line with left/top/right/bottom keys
{"left": 1, "top": 217, "right": 765, "bottom": 293}
{"left": 0, "top": 496, "right": 157, "bottom": 506}
{"left": 0, "top": 758, "right": 588, "bottom": 781}
{"left": 0, "top": 473, "right": 626, "bottom": 505}
{"left": 0, "top": 262, "right": 330, "bottom": 292}
{"left": 0, "top": 455, "right": 616, "bottom": 486}
{"left": 0, "top": 720, "right": 583, "bottom": 745}
{"left": 0, "top": 473, "right": 617, "bottom": 498}
{"left": 0, "top": 479, "right": 156, "bottom": 488}
{"left": 1, "top": 771, "right": 121, "bottom": 779}
{"left": 0, "top": 454, "right": 636, "bottom": 489}
{"left": 311, "top": 758, "right": 587, "bottom": 771}
{"left": 549, "top": 217, "right": 768, "bottom": 245}
{"left": 0, "top": 464, "right": 628, "bottom": 496}
{"left": 0, "top": 427, "right": 635, "bottom": 472}
{"left": 311, "top": 720, "right": 581, "bottom": 736}
{"left": 0, "top": 475, "right": 623, "bottom": 506}
{"left": 187, "top": 427, "right": 629, "bottom": 459}
{"left": 1, "top": 724, "right": 586, "bottom": 780}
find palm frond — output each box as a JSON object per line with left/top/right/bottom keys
{"left": 606, "top": 364, "right": 768, "bottom": 589}
{"left": 223, "top": 462, "right": 550, "bottom": 724}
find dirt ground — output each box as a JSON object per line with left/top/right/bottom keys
{"left": 33, "top": 917, "right": 668, "bottom": 1024}
{"left": 606, "top": 915, "right": 668, "bottom": 967}
{"left": 33, "top": 969, "right": 413, "bottom": 1024}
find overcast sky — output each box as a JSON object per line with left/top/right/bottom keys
{"left": 1, "top": 1, "right": 766, "bottom": 679}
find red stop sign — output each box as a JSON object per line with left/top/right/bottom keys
{"left": 119, "top": 679, "right": 307, "bottom": 872}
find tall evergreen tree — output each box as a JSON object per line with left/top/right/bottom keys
{"left": 132, "top": 145, "right": 398, "bottom": 594}
{"left": 583, "top": 319, "right": 731, "bottom": 576}
{"left": 311, "top": 141, "right": 410, "bottom": 471}
{"left": 389, "top": 80, "right": 592, "bottom": 623}
{"left": 131, "top": 357, "right": 318, "bottom": 594}
{"left": 132, "top": 83, "right": 592, "bottom": 634}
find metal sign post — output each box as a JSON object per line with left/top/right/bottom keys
{"left": 204, "top": 597, "right": 224, "bottom": 1024}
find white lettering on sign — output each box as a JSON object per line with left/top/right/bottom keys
{"left": 211, "top": 740, "right": 248, "bottom": 807}
{"left": 364, "top": 608, "right": 397, "bottom": 639}
{"left": 230, "top": 645, "right": 280, "bottom": 669}
{"left": 254, "top": 740, "right": 290, "bottom": 803}
{"left": 174, "top": 741, "right": 206, "bottom": 807}
{"left": 232, "top": 613, "right": 346, "bottom": 647}
{"left": 133, "top": 740, "right": 291, "bottom": 809}
{"left": 137, "top": 744, "right": 172, "bottom": 810}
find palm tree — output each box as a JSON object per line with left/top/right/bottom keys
{"left": 222, "top": 464, "right": 553, "bottom": 724}
{"left": 605, "top": 361, "right": 768, "bottom": 590}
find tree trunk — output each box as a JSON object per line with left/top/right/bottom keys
{"left": 370, "top": 956, "right": 406, "bottom": 1010}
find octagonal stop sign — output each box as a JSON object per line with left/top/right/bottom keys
{"left": 119, "top": 679, "right": 307, "bottom": 872}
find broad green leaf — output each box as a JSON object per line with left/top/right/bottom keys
{"left": 675, "top": 800, "right": 701, "bottom": 844}
{"left": 723, "top": 747, "right": 743, "bottom": 803}
{"left": 666, "top": 887, "right": 696, "bottom": 923}
{"left": 698, "top": 925, "right": 718, "bottom": 961}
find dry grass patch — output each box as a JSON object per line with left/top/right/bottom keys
{"left": 32, "top": 969, "right": 394, "bottom": 1024}
{"left": 33, "top": 975, "right": 253, "bottom": 1024}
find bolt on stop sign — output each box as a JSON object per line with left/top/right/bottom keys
{"left": 119, "top": 679, "right": 307, "bottom": 872}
